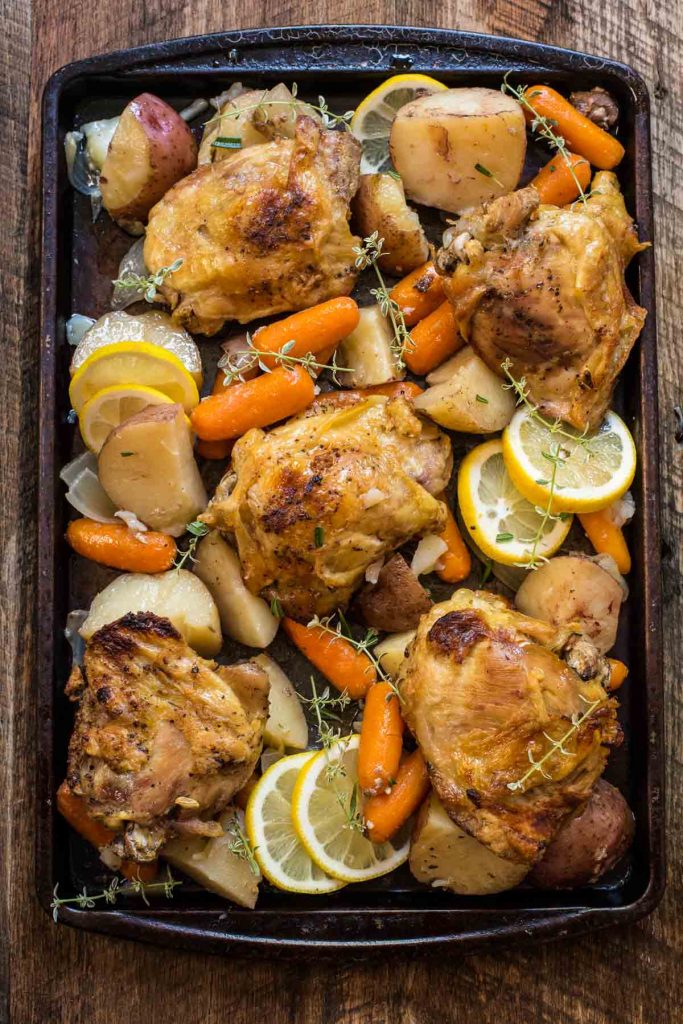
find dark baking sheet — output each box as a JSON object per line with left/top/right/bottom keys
{"left": 38, "top": 25, "right": 664, "bottom": 956}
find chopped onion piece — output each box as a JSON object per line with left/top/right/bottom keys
{"left": 590, "top": 553, "right": 629, "bottom": 599}
{"left": 365, "top": 557, "right": 385, "bottom": 584}
{"left": 66, "top": 314, "right": 96, "bottom": 347}
{"left": 65, "top": 467, "right": 118, "bottom": 523}
{"left": 99, "top": 846, "right": 122, "bottom": 871}
{"left": 60, "top": 450, "right": 98, "bottom": 487}
{"left": 179, "top": 98, "right": 209, "bottom": 122}
{"left": 114, "top": 510, "right": 149, "bottom": 534}
{"left": 608, "top": 491, "right": 635, "bottom": 527}
{"left": 411, "top": 535, "right": 448, "bottom": 576}
{"left": 361, "top": 488, "right": 386, "bottom": 509}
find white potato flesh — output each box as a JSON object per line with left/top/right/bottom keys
{"left": 409, "top": 793, "right": 530, "bottom": 895}
{"left": 390, "top": 87, "right": 526, "bottom": 213}
{"left": 199, "top": 84, "right": 320, "bottom": 163}
{"left": 375, "top": 630, "right": 416, "bottom": 678}
{"left": 414, "top": 346, "right": 516, "bottom": 432}
{"left": 337, "top": 305, "right": 405, "bottom": 387}
{"left": 80, "top": 569, "right": 222, "bottom": 657}
{"left": 253, "top": 654, "right": 308, "bottom": 751}
{"left": 192, "top": 531, "right": 279, "bottom": 649}
{"left": 98, "top": 404, "right": 207, "bottom": 537}
{"left": 352, "top": 174, "right": 429, "bottom": 276}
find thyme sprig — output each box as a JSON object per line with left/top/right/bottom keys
{"left": 112, "top": 258, "right": 183, "bottom": 304}
{"left": 501, "top": 358, "right": 595, "bottom": 451}
{"left": 352, "top": 232, "right": 413, "bottom": 369}
{"left": 205, "top": 82, "right": 354, "bottom": 132}
{"left": 507, "top": 695, "right": 602, "bottom": 792}
{"left": 308, "top": 612, "right": 400, "bottom": 697}
{"left": 300, "top": 678, "right": 363, "bottom": 829}
{"left": 225, "top": 815, "right": 260, "bottom": 875}
{"left": 217, "top": 337, "right": 350, "bottom": 387}
{"left": 50, "top": 869, "right": 181, "bottom": 922}
{"left": 518, "top": 442, "right": 572, "bottom": 570}
{"left": 174, "top": 520, "right": 210, "bottom": 571}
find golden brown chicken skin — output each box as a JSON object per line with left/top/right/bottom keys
{"left": 398, "top": 590, "right": 621, "bottom": 864}
{"left": 436, "top": 172, "right": 647, "bottom": 430}
{"left": 201, "top": 397, "right": 452, "bottom": 621}
{"left": 144, "top": 115, "right": 361, "bottom": 335}
{"left": 65, "top": 612, "right": 269, "bottom": 861}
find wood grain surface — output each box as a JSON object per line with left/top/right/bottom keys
{"left": 1, "top": 1, "right": 681, "bottom": 1021}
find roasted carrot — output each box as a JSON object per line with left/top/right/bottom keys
{"left": 282, "top": 618, "right": 376, "bottom": 700}
{"left": 120, "top": 859, "right": 159, "bottom": 883}
{"left": 404, "top": 300, "right": 464, "bottom": 376}
{"left": 530, "top": 151, "right": 592, "bottom": 206}
{"left": 364, "top": 749, "right": 430, "bottom": 844}
{"left": 607, "top": 658, "right": 629, "bottom": 691}
{"left": 389, "top": 261, "right": 445, "bottom": 326}
{"left": 191, "top": 365, "right": 315, "bottom": 441}
{"left": 578, "top": 509, "right": 631, "bottom": 574}
{"left": 522, "top": 84, "right": 624, "bottom": 169}
{"left": 436, "top": 502, "right": 472, "bottom": 583}
{"left": 196, "top": 438, "right": 234, "bottom": 460}
{"left": 363, "top": 380, "right": 424, "bottom": 400}
{"left": 253, "top": 297, "right": 360, "bottom": 369}
{"left": 358, "top": 682, "right": 404, "bottom": 797}
{"left": 66, "top": 518, "right": 176, "bottom": 573}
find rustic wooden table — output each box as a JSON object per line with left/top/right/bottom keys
{"left": 1, "top": 2, "right": 681, "bottom": 1021}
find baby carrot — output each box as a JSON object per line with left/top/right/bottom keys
{"left": 530, "top": 151, "right": 592, "bottom": 206}
{"left": 607, "top": 658, "right": 629, "bottom": 691}
{"left": 522, "top": 84, "right": 624, "bottom": 169}
{"left": 282, "top": 618, "right": 376, "bottom": 700}
{"left": 191, "top": 365, "right": 315, "bottom": 441}
{"left": 389, "top": 261, "right": 445, "bottom": 326}
{"left": 253, "top": 297, "right": 360, "bottom": 369}
{"left": 66, "top": 518, "right": 176, "bottom": 573}
{"left": 358, "top": 682, "right": 404, "bottom": 797}
{"left": 404, "top": 300, "right": 464, "bottom": 376}
{"left": 363, "top": 380, "right": 424, "bottom": 400}
{"left": 578, "top": 509, "right": 631, "bottom": 574}
{"left": 197, "top": 359, "right": 247, "bottom": 458}
{"left": 364, "top": 749, "right": 430, "bottom": 844}
{"left": 436, "top": 502, "right": 472, "bottom": 583}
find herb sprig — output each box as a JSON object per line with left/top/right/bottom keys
{"left": 352, "top": 233, "right": 412, "bottom": 369}
{"left": 308, "top": 612, "right": 399, "bottom": 697}
{"left": 225, "top": 815, "right": 260, "bottom": 875}
{"left": 218, "top": 337, "right": 350, "bottom": 387}
{"left": 174, "top": 520, "right": 210, "bottom": 571}
{"left": 205, "top": 82, "right": 354, "bottom": 133}
{"left": 112, "top": 258, "right": 183, "bottom": 304}
{"left": 506, "top": 695, "right": 602, "bottom": 792}
{"left": 50, "top": 869, "right": 181, "bottom": 922}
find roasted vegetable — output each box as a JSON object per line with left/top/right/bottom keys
{"left": 352, "top": 174, "right": 429, "bottom": 275}
{"left": 570, "top": 87, "right": 620, "bottom": 131}
{"left": 374, "top": 630, "right": 417, "bottom": 678}
{"left": 337, "top": 305, "right": 405, "bottom": 387}
{"left": 414, "top": 346, "right": 516, "bottom": 433}
{"left": 355, "top": 554, "right": 431, "bottom": 632}
{"left": 253, "top": 654, "right": 308, "bottom": 751}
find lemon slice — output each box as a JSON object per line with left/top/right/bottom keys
{"left": 245, "top": 751, "right": 345, "bottom": 895}
{"left": 291, "top": 735, "right": 410, "bottom": 883}
{"left": 69, "top": 341, "right": 199, "bottom": 415}
{"left": 351, "top": 74, "right": 447, "bottom": 173}
{"left": 458, "top": 438, "right": 573, "bottom": 566}
{"left": 503, "top": 408, "right": 637, "bottom": 513}
{"left": 78, "top": 383, "right": 174, "bottom": 453}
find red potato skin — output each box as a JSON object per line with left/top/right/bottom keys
{"left": 100, "top": 93, "right": 197, "bottom": 226}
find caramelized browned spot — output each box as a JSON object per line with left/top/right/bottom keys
{"left": 427, "top": 610, "right": 490, "bottom": 662}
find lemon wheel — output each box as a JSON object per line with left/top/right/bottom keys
{"left": 69, "top": 341, "right": 199, "bottom": 415}
{"left": 351, "top": 74, "right": 447, "bottom": 173}
{"left": 78, "top": 383, "right": 175, "bottom": 453}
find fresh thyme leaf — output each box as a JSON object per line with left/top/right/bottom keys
{"left": 211, "top": 136, "right": 242, "bottom": 149}
{"left": 186, "top": 520, "right": 210, "bottom": 538}
{"left": 475, "top": 394, "right": 489, "bottom": 404}
{"left": 120, "top": 451, "right": 135, "bottom": 457}
{"left": 506, "top": 696, "right": 602, "bottom": 792}
{"left": 50, "top": 869, "right": 181, "bottom": 923}
{"left": 314, "top": 526, "right": 325, "bottom": 548}
{"left": 352, "top": 233, "right": 412, "bottom": 368}
{"left": 225, "top": 815, "right": 260, "bottom": 875}
{"left": 270, "top": 597, "right": 284, "bottom": 619}
{"left": 204, "top": 86, "right": 353, "bottom": 132}
{"left": 174, "top": 520, "right": 209, "bottom": 570}
{"left": 112, "top": 258, "right": 183, "bottom": 304}
{"left": 496, "top": 532, "right": 514, "bottom": 543}
{"left": 217, "top": 335, "right": 350, "bottom": 386}
{"left": 474, "top": 162, "right": 504, "bottom": 187}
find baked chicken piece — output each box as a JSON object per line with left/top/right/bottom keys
{"left": 398, "top": 590, "right": 621, "bottom": 864}
{"left": 436, "top": 172, "right": 647, "bottom": 430}
{"left": 65, "top": 612, "right": 269, "bottom": 861}
{"left": 201, "top": 397, "right": 452, "bottom": 620}
{"left": 144, "top": 115, "right": 361, "bottom": 335}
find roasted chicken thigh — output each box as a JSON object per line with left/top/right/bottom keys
{"left": 398, "top": 590, "right": 621, "bottom": 864}
{"left": 144, "top": 115, "right": 361, "bottom": 335}
{"left": 201, "top": 397, "right": 452, "bottom": 620}
{"left": 65, "top": 612, "right": 269, "bottom": 861}
{"left": 436, "top": 172, "right": 647, "bottom": 430}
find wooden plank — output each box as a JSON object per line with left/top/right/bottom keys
{"left": 2, "top": 2, "right": 680, "bottom": 1022}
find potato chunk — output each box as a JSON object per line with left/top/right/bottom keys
{"left": 414, "top": 346, "right": 516, "bottom": 432}
{"left": 253, "top": 654, "right": 308, "bottom": 750}
{"left": 375, "top": 630, "right": 416, "bottom": 678}
{"left": 337, "top": 305, "right": 404, "bottom": 387}
{"left": 352, "top": 174, "right": 429, "bottom": 275}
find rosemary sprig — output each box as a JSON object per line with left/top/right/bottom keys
{"left": 112, "top": 258, "right": 183, "bottom": 304}
{"left": 174, "top": 520, "right": 209, "bottom": 571}
{"left": 205, "top": 82, "right": 354, "bottom": 132}
{"left": 352, "top": 232, "right": 413, "bottom": 369}
{"left": 507, "top": 695, "right": 602, "bottom": 792}
{"left": 218, "top": 337, "right": 350, "bottom": 387}
{"left": 225, "top": 815, "right": 260, "bottom": 875}
{"left": 50, "top": 869, "right": 181, "bottom": 922}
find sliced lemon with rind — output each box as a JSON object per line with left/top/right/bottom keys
{"left": 291, "top": 735, "right": 410, "bottom": 884}
{"left": 69, "top": 341, "right": 199, "bottom": 415}
{"left": 458, "top": 438, "right": 573, "bottom": 567}
{"left": 502, "top": 408, "right": 637, "bottom": 513}
{"left": 245, "top": 751, "right": 345, "bottom": 895}
{"left": 79, "top": 383, "right": 175, "bottom": 453}
{"left": 351, "top": 74, "right": 447, "bottom": 174}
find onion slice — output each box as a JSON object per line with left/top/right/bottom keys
{"left": 60, "top": 454, "right": 118, "bottom": 523}
{"left": 411, "top": 535, "right": 448, "bottom": 576}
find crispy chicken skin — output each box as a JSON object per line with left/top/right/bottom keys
{"left": 436, "top": 172, "right": 647, "bottom": 430}
{"left": 398, "top": 591, "right": 621, "bottom": 864}
{"left": 201, "top": 397, "right": 452, "bottom": 621}
{"left": 144, "top": 116, "right": 361, "bottom": 335}
{"left": 65, "top": 612, "right": 269, "bottom": 861}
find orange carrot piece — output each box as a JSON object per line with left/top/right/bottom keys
{"left": 389, "top": 261, "right": 445, "bottom": 326}
{"left": 196, "top": 438, "right": 234, "bottom": 460}
{"left": 436, "top": 502, "right": 472, "bottom": 583}
{"left": 66, "top": 518, "right": 176, "bottom": 573}
{"left": 282, "top": 618, "right": 376, "bottom": 700}
{"left": 358, "top": 682, "right": 404, "bottom": 797}
{"left": 120, "top": 860, "right": 159, "bottom": 883}
{"left": 522, "top": 84, "right": 624, "bottom": 169}
{"left": 578, "top": 509, "right": 631, "bottom": 574}
{"left": 362, "top": 380, "right": 424, "bottom": 400}
{"left": 191, "top": 365, "right": 315, "bottom": 441}
{"left": 404, "top": 300, "right": 464, "bottom": 376}
{"left": 607, "top": 658, "right": 629, "bottom": 691}
{"left": 253, "top": 297, "right": 360, "bottom": 369}
{"left": 530, "top": 151, "right": 592, "bottom": 206}
{"left": 364, "top": 749, "right": 430, "bottom": 844}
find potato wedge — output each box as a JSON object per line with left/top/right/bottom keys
{"left": 390, "top": 87, "right": 526, "bottom": 213}
{"left": 199, "top": 84, "right": 320, "bottom": 163}
{"left": 352, "top": 174, "right": 429, "bottom": 276}
{"left": 193, "top": 531, "right": 279, "bottom": 649}
{"left": 100, "top": 93, "right": 197, "bottom": 232}
{"left": 98, "top": 404, "right": 207, "bottom": 537}
{"left": 355, "top": 554, "right": 431, "bottom": 632}
{"left": 414, "top": 346, "right": 516, "bottom": 432}
{"left": 253, "top": 654, "right": 308, "bottom": 750}
{"left": 162, "top": 808, "right": 260, "bottom": 908}
{"left": 374, "top": 630, "right": 416, "bottom": 678}
{"left": 337, "top": 305, "right": 404, "bottom": 387}
{"left": 80, "top": 569, "right": 222, "bottom": 657}
{"left": 409, "top": 793, "right": 530, "bottom": 895}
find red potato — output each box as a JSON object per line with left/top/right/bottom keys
{"left": 99, "top": 93, "right": 198, "bottom": 232}
{"left": 355, "top": 553, "right": 432, "bottom": 632}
